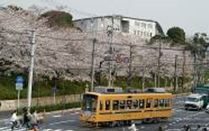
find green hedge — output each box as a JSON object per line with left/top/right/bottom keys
{"left": 0, "top": 75, "right": 192, "bottom": 100}
{"left": 0, "top": 76, "right": 88, "bottom": 100}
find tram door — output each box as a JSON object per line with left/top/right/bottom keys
{"left": 145, "top": 98, "right": 153, "bottom": 118}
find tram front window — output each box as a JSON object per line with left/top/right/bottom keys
{"left": 83, "top": 94, "right": 98, "bottom": 112}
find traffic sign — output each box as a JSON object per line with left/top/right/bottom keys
{"left": 16, "top": 83, "right": 23, "bottom": 90}
{"left": 16, "top": 76, "right": 24, "bottom": 90}
{"left": 53, "top": 87, "right": 57, "bottom": 94}
{"left": 124, "top": 57, "right": 129, "bottom": 64}
{"left": 16, "top": 76, "right": 24, "bottom": 83}
{"left": 115, "top": 54, "right": 129, "bottom": 64}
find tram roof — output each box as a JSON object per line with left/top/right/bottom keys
{"left": 85, "top": 92, "right": 172, "bottom": 97}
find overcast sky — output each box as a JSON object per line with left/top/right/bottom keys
{"left": 0, "top": 0, "right": 208, "bottom": 36}
{"left": 68, "top": 0, "right": 208, "bottom": 36}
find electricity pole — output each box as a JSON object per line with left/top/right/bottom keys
{"left": 107, "top": 17, "right": 114, "bottom": 87}
{"left": 174, "top": 55, "right": 178, "bottom": 91}
{"left": 157, "top": 42, "right": 162, "bottom": 87}
{"left": 90, "top": 38, "right": 96, "bottom": 91}
{"left": 192, "top": 52, "right": 197, "bottom": 92}
{"left": 27, "top": 29, "right": 36, "bottom": 109}
{"left": 128, "top": 45, "right": 133, "bottom": 87}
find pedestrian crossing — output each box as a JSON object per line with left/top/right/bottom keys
{"left": 0, "top": 126, "right": 74, "bottom": 131}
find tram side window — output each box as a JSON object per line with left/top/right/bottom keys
{"left": 127, "top": 100, "right": 132, "bottom": 109}
{"left": 146, "top": 99, "right": 152, "bottom": 108}
{"left": 165, "top": 99, "right": 170, "bottom": 107}
{"left": 139, "top": 99, "right": 145, "bottom": 109}
{"left": 154, "top": 99, "right": 158, "bottom": 108}
{"left": 133, "top": 100, "right": 139, "bottom": 109}
{"left": 113, "top": 100, "right": 119, "bottom": 110}
{"left": 100, "top": 101, "right": 103, "bottom": 111}
{"left": 119, "top": 100, "right": 125, "bottom": 110}
{"left": 105, "top": 100, "right": 110, "bottom": 110}
{"left": 159, "top": 99, "right": 165, "bottom": 108}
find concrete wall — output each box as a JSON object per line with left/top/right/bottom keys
{"left": 0, "top": 94, "right": 82, "bottom": 111}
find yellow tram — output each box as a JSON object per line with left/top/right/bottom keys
{"left": 80, "top": 91, "right": 173, "bottom": 126}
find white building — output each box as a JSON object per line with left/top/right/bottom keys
{"left": 73, "top": 15, "right": 164, "bottom": 39}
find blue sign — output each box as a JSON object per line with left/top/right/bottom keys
{"left": 16, "top": 76, "right": 24, "bottom": 90}
{"left": 16, "top": 76, "right": 24, "bottom": 83}
{"left": 53, "top": 87, "right": 57, "bottom": 94}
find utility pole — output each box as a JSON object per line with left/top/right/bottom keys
{"left": 157, "top": 42, "right": 162, "bottom": 87}
{"left": 192, "top": 52, "right": 197, "bottom": 92}
{"left": 107, "top": 17, "right": 114, "bottom": 87}
{"left": 154, "top": 74, "right": 157, "bottom": 88}
{"left": 128, "top": 45, "right": 133, "bottom": 87}
{"left": 174, "top": 55, "right": 178, "bottom": 91}
{"left": 27, "top": 29, "right": 36, "bottom": 109}
{"left": 90, "top": 38, "right": 96, "bottom": 91}
{"left": 182, "top": 50, "right": 186, "bottom": 92}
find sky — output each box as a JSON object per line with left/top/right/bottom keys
{"left": 0, "top": 0, "right": 208, "bottom": 36}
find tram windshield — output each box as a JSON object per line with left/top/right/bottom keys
{"left": 82, "top": 94, "right": 98, "bottom": 112}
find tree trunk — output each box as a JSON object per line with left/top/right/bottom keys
{"left": 164, "top": 77, "right": 168, "bottom": 88}
{"left": 142, "top": 70, "right": 145, "bottom": 92}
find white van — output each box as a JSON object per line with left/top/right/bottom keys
{"left": 184, "top": 94, "right": 206, "bottom": 110}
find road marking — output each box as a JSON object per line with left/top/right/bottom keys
{"left": 53, "top": 115, "right": 62, "bottom": 118}
{"left": 49, "top": 119, "right": 75, "bottom": 125}
{"left": 0, "top": 127, "right": 8, "bottom": 130}
{"left": 166, "top": 129, "right": 181, "bottom": 131}
{"left": 0, "top": 126, "right": 27, "bottom": 131}
{"left": 0, "top": 118, "right": 10, "bottom": 124}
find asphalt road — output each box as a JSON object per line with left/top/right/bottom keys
{"left": 1, "top": 96, "right": 209, "bottom": 131}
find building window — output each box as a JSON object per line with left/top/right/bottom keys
{"left": 147, "top": 32, "right": 149, "bottom": 37}
{"left": 134, "top": 30, "right": 136, "bottom": 35}
{"left": 135, "top": 21, "right": 140, "bottom": 26}
{"left": 150, "top": 33, "right": 153, "bottom": 37}
{"left": 121, "top": 20, "right": 129, "bottom": 33}
{"left": 141, "top": 31, "right": 143, "bottom": 36}
{"left": 148, "top": 24, "right": 153, "bottom": 29}
{"left": 144, "top": 32, "right": 146, "bottom": 36}
{"left": 138, "top": 31, "right": 140, "bottom": 35}
{"left": 141, "top": 23, "right": 146, "bottom": 28}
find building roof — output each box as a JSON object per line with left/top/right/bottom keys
{"left": 74, "top": 15, "right": 156, "bottom": 23}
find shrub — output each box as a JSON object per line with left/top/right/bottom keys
{"left": 40, "top": 10, "right": 74, "bottom": 28}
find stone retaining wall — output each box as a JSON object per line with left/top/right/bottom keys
{"left": 0, "top": 94, "right": 82, "bottom": 111}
